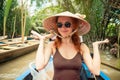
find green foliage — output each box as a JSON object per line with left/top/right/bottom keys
{"left": 106, "top": 23, "right": 117, "bottom": 36}
{"left": 3, "top": 0, "right": 12, "bottom": 18}
{"left": 0, "top": 0, "right": 5, "bottom": 35}
{"left": 25, "top": 16, "right": 32, "bottom": 36}
{"left": 0, "top": 0, "right": 19, "bottom": 37}
{"left": 80, "top": 0, "right": 104, "bottom": 41}
{"left": 0, "top": 0, "right": 33, "bottom": 37}
{"left": 3, "top": 0, "right": 12, "bottom": 36}
{"left": 4, "top": 0, "right": 18, "bottom": 38}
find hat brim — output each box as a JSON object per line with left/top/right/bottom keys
{"left": 43, "top": 11, "right": 90, "bottom": 36}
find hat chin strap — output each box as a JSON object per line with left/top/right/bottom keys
{"left": 50, "top": 29, "right": 78, "bottom": 39}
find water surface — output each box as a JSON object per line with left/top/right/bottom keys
{"left": 0, "top": 50, "right": 120, "bottom": 80}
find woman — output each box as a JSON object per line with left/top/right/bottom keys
{"left": 31, "top": 11, "right": 109, "bottom": 80}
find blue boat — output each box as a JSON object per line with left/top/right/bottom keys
{"left": 16, "top": 57, "right": 110, "bottom": 80}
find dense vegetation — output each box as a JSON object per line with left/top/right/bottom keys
{"left": 0, "top": 0, "right": 120, "bottom": 57}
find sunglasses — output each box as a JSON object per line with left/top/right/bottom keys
{"left": 56, "top": 22, "right": 71, "bottom": 28}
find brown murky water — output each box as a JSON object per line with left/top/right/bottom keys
{"left": 0, "top": 51, "right": 36, "bottom": 80}
{"left": 101, "top": 65, "right": 120, "bottom": 80}
{"left": 0, "top": 50, "right": 120, "bottom": 80}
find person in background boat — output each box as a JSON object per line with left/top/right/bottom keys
{"left": 31, "top": 11, "right": 109, "bottom": 80}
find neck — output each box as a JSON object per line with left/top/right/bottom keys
{"left": 62, "top": 37, "right": 72, "bottom": 44}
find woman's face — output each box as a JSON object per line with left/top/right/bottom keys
{"left": 57, "top": 16, "right": 74, "bottom": 37}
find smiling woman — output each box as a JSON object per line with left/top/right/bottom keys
{"left": 29, "top": 11, "right": 110, "bottom": 80}
{"left": 57, "top": 17, "right": 73, "bottom": 38}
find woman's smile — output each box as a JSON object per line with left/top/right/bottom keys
{"left": 61, "top": 30, "right": 69, "bottom": 33}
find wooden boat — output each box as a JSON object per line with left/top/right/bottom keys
{"left": 0, "top": 38, "right": 39, "bottom": 63}
{"left": 0, "top": 35, "right": 7, "bottom": 40}
{"left": 16, "top": 57, "right": 110, "bottom": 80}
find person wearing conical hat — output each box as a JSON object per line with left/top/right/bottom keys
{"left": 31, "top": 11, "right": 109, "bottom": 80}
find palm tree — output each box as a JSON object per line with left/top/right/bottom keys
{"left": 3, "top": 0, "right": 12, "bottom": 37}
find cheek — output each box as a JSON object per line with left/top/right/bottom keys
{"left": 71, "top": 24, "right": 76, "bottom": 30}
{"left": 58, "top": 28, "right": 61, "bottom": 32}
{"left": 69, "top": 28, "right": 73, "bottom": 33}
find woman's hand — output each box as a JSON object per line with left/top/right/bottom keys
{"left": 31, "top": 30, "right": 54, "bottom": 40}
{"left": 93, "top": 39, "right": 109, "bottom": 46}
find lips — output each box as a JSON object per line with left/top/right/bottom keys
{"left": 62, "top": 30, "right": 69, "bottom": 33}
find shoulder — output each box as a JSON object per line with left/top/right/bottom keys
{"left": 80, "top": 43, "right": 89, "bottom": 49}
{"left": 46, "top": 41, "right": 56, "bottom": 54}
{"left": 80, "top": 43, "right": 90, "bottom": 55}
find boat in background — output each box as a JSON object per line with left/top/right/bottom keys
{"left": 0, "top": 37, "right": 39, "bottom": 63}
{"left": 0, "top": 35, "right": 7, "bottom": 40}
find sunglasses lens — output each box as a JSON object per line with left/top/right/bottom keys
{"left": 57, "top": 22, "right": 71, "bottom": 28}
{"left": 65, "top": 22, "right": 71, "bottom": 28}
{"left": 57, "top": 23, "right": 62, "bottom": 28}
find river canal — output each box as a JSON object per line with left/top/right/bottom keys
{"left": 0, "top": 50, "right": 120, "bottom": 80}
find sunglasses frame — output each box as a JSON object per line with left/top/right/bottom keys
{"left": 56, "top": 22, "right": 71, "bottom": 28}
